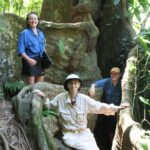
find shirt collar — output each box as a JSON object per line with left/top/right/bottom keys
{"left": 66, "top": 94, "right": 71, "bottom": 104}
{"left": 27, "top": 27, "right": 39, "bottom": 34}
{"left": 66, "top": 93, "right": 79, "bottom": 104}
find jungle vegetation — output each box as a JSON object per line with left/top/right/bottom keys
{"left": 0, "top": 0, "right": 149, "bottom": 130}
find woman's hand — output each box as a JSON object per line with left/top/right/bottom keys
{"left": 27, "top": 58, "right": 37, "bottom": 66}
{"left": 118, "top": 103, "right": 130, "bottom": 111}
{"left": 21, "top": 53, "right": 37, "bottom": 66}
{"left": 32, "top": 89, "right": 46, "bottom": 98}
{"left": 107, "top": 103, "right": 130, "bottom": 115}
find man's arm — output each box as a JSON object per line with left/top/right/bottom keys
{"left": 88, "top": 78, "right": 108, "bottom": 97}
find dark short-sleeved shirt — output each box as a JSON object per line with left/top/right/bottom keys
{"left": 17, "top": 28, "right": 45, "bottom": 58}
{"left": 95, "top": 78, "right": 121, "bottom": 106}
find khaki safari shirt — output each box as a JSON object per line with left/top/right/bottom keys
{"left": 45, "top": 92, "right": 118, "bottom": 133}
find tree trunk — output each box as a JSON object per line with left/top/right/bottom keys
{"left": 112, "top": 46, "right": 150, "bottom": 149}
{"left": 40, "top": 0, "right": 73, "bottom": 23}
{"left": 96, "top": 0, "right": 135, "bottom": 77}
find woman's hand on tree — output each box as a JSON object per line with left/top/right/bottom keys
{"left": 32, "top": 89, "right": 46, "bottom": 98}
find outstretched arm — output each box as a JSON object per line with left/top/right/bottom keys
{"left": 104, "top": 103, "right": 129, "bottom": 116}
{"left": 87, "top": 96, "right": 129, "bottom": 115}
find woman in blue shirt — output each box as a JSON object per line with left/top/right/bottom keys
{"left": 18, "top": 12, "right": 46, "bottom": 84}
{"left": 88, "top": 67, "right": 122, "bottom": 150}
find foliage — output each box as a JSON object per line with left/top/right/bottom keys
{"left": 135, "top": 32, "right": 150, "bottom": 128}
{"left": 133, "top": 30, "right": 150, "bottom": 124}
{"left": 128, "top": 0, "right": 150, "bottom": 131}
{"left": 0, "top": 0, "right": 43, "bottom": 17}
{"left": 3, "top": 80, "right": 26, "bottom": 97}
{"left": 128, "top": 0, "right": 150, "bottom": 33}
{"left": 140, "top": 97, "right": 150, "bottom": 106}
{"left": 42, "top": 110, "right": 58, "bottom": 118}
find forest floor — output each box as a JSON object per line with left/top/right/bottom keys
{"left": 0, "top": 100, "right": 31, "bottom": 150}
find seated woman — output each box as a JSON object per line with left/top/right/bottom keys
{"left": 33, "top": 74, "right": 128, "bottom": 150}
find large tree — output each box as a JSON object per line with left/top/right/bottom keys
{"left": 0, "top": 0, "right": 150, "bottom": 149}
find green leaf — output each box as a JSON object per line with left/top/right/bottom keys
{"left": 139, "top": 96, "right": 150, "bottom": 106}
{"left": 138, "top": 36, "right": 149, "bottom": 50}
{"left": 139, "top": 0, "right": 149, "bottom": 12}
{"left": 42, "top": 110, "right": 58, "bottom": 117}
{"left": 134, "top": 7, "right": 141, "bottom": 21}
{"left": 128, "top": 0, "right": 134, "bottom": 6}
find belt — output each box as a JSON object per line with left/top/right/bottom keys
{"left": 63, "top": 128, "right": 86, "bottom": 133}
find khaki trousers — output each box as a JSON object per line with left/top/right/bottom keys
{"left": 62, "top": 128, "right": 99, "bottom": 150}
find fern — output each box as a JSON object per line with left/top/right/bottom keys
{"left": 4, "top": 80, "right": 26, "bottom": 97}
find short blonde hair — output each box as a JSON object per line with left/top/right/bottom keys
{"left": 110, "top": 67, "right": 120, "bottom": 73}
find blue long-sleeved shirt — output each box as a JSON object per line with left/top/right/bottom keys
{"left": 95, "top": 78, "right": 121, "bottom": 106}
{"left": 17, "top": 28, "right": 45, "bottom": 58}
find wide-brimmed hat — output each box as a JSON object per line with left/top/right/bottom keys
{"left": 64, "top": 74, "right": 82, "bottom": 91}
{"left": 110, "top": 67, "right": 120, "bottom": 73}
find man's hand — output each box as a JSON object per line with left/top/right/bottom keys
{"left": 88, "top": 84, "right": 96, "bottom": 97}
{"left": 88, "top": 89, "right": 95, "bottom": 97}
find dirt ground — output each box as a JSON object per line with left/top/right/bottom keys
{"left": 0, "top": 100, "right": 31, "bottom": 150}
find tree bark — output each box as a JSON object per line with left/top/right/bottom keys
{"left": 96, "top": 0, "right": 135, "bottom": 77}
{"left": 112, "top": 46, "right": 150, "bottom": 149}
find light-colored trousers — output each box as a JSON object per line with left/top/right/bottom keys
{"left": 62, "top": 128, "right": 99, "bottom": 150}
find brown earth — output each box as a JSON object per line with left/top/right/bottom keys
{"left": 0, "top": 100, "right": 31, "bottom": 150}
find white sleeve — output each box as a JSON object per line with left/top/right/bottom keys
{"left": 87, "top": 97, "right": 119, "bottom": 115}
